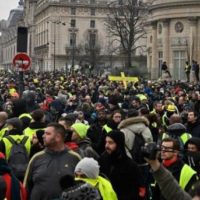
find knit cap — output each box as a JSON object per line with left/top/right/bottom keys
{"left": 167, "top": 123, "right": 186, "bottom": 137}
{"left": 6, "top": 117, "right": 23, "bottom": 131}
{"left": 71, "top": 123, "right": 89, "bottom": 138}
{"left": 74, "top": 157, "right": 100, "bottom": 179}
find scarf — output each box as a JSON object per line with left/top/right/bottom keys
{"left": 163, "top": 156, "right": 178, "bottom": 167}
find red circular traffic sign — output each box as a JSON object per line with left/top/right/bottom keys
{"left": 13, "top": 53, "right": 31, "bottom": 70}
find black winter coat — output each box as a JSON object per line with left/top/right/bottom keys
{"left": 186, "top": 121, "right": 200, "bottom": 138}
{"left": 99, "top": 152, "right": 142, "bottom": 200}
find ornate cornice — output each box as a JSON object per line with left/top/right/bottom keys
{"left": 150, "top": 1, "right": 200, "bottom": 11}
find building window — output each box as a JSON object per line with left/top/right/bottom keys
{"left": 89, "top": 33, "right": 96, "bottom": 48}
{"left": 150, "top": 36, "right": 152, "bottom": 43}
{"left": 91, "top": 8, "right": 95, "bottom": 16}
{"left": 70, "top": 19, "right": 76, "bottom": 27}
{"left": 90, "top": 20, "right": 95, "bottom": 28}
{"left": 158, "top": 51, "right": 163, "bottom": 77}
{"left": 70, "top": 32, "right": 76, "bottom": 47}
{"left": 118, "top": 0, "right": 123, "bottom": 5}
{"left": 71, "top": 0, "right": 77, "bottom": 3}
{"left": 173, "top": 51, "right": 186, "bottom": 80}
{"left": 90, "top": 0, "right": 95, "bottom": 4}
{"left": 71, "top": 7, "right": 76, "bottom": 15}
{"left": 158, "top": 24, "right": 162, "bottom": 34}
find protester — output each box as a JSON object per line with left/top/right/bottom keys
{"left": 0, "top": 152, "right": 27, "bottom": 200}
{"left": 184, "top": 137, "right": 200, "bottom": 174}
{"left": 70, "top": 122, "right": 99, "bottom": 159}
{"left": 99, "top": 130, "right": 145, "bottom": 200}
{"left": 74, "top": 157, "right": 117, "bottom": 200}
{"left": 153, "top": 138, "right": 198, "bottom": 200}
{"left": 24, "top": 123, "right": 81, "bottom": 200}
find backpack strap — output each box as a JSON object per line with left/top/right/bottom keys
{"left": 6, "top": 135, "right": 17, "bottom": 145}
{"left": 6, "top": 135, "right": 28, "bottom": 145}
{"left": 20, "top": 136, "right": 29, "bottom": 145}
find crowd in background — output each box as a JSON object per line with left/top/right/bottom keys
{"left": 1, "top": 70, "right": 200, "bottom": 199}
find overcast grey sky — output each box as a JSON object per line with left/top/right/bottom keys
{"left": 0, "top": 0, "right": 19, "bottom": 20}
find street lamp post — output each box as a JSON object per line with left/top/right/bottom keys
{"left": 53, "top": 22, "right": 56, "bottom": 73}
{"left": 47, "top": 20, "right": 66, "bottom": 73}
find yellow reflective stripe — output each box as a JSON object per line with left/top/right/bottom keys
{"left": 2, "top": 137, "right": 12, "bottom": 160}
{"left": 68, "top": 150, "right": 82, "bottom": 160}
{"left": 179, "top": 164, "right": 197, "bottom": 190}
{"left": 19, "top": 113, "right": 32, "bottom": 119}
{"left": 180, "top": 133, "right": 192, "bottom": 145}
{"left": 23, "top": 150, "right": 45, "bottom": 186}
{"left": 152, "top": 122, "right": 157, "bottom": 128}
{"left": 162, "top": 114, "right": 167, "bottom": 127}
{"left": 0, "top": 127, "right": 8, "bottom": 139}
{"left": 103, "top": 125, "right": 112, "bottom": 134}
{"left": 24, "top": 127, "right": 45, "bottom": 138}
{"left": 162, "top": 133, "right": 169, "bottom": 140}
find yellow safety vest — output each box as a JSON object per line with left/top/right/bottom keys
{"left": 19, "top": 113, "right": 32, "bottom": 120}
{"left": 162, "top": 132, "right": 191, "bottom": 145}
{"left": 75, "top": 176, "right": 118, "bottom": 200}
{"left": 150, "top": 109, "right": 156, "bottom": 115}
{"left": 24, "top": 127, "right": 45, "bottom": 138}
{"left": 162, "top": 113, "right": 168, "bottom": 128}
{"left": 179, "top": 164, "right": 197, "bottom": 190}
{"left": 103, "top": 124, "right": 112, "bottom": 134}
{"left": 180, "top": 133, "right": 192, "bottom": 145}
{"left": 2, "top": 135, "right": 31, "bottom": 160}
{"left": 0, "top": 127, "right": 8, "bottom": 139}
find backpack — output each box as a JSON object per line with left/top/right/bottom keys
{"left": 127, "top": 132, "right": 146, "bottom": 165}
{"left": 6, "top": 136, "right": 29, "bottom": 179}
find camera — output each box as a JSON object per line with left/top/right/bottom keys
{"left": 141, "top": 142, "right": 160, "bottom": 160}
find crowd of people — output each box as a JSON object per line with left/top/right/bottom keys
{"left": 1, "top": 70, "right": 200, "bottom": 199}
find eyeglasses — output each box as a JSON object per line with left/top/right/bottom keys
{"left": 161, "top": 146, "right": 175, "bottom": 153}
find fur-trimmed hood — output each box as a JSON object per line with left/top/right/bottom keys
{"left": 118, "top": 116, "right": 149, "bottom": 129}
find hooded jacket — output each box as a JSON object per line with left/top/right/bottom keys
{"left": 186, "top": 120, "right": 200, "bottom": 138}
{"left": 118, "top": 116, "right": 153, "bottom": 151}
{"left": 99, "top": 131, "right": 143, "bottom": 200}
{"left": 184, "top": 137, "right": 200, "bottom": 173}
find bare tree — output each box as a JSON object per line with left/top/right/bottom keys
{"left": 105, "top": 0, "right": 152, "bottom": 68}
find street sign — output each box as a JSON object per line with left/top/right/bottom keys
{"left": 13, "top": 53, "right": 31, "bottom": 70}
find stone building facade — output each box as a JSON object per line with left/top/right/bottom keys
{"left": 24, "top": 0, "right": 125, "bottom": 72}
{"left": 147, "top": 0, "right": 200, "bottom": 80}
{"left": 0, "top": 0, "right": 148, "bottom": 74}
{"left": 0, "top": 1, "right": 24, "bottom": 70}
